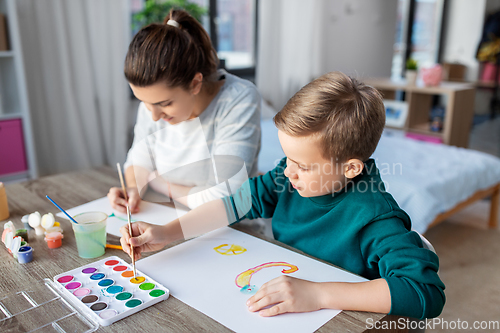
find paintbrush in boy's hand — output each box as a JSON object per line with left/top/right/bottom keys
{"left": 117, "top": 163, "right": 136, "bottom": 277}
{"left": 127, "top": 204, "right": 137, "bottom": 278}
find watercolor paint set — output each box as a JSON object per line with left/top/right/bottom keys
{"left": 0, "top": 256, "right": 170, "bottom": 332}
{"left": 53, "top": 256, "right": 170, "bottom": 326}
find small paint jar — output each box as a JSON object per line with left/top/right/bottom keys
{"left": 0, "top": 182, "right": 9, "bottom": 221}
{"left": 17, "top": 246, "right": 33, "bottom": 264}
{"left": 44, "top": 232, "right": 63, "bottom": 249}
{"left": 15, "top": 229, "right": 28, "bottom": 243}
{"left": 21, "top": 214, "right": 33, "bottom": 230}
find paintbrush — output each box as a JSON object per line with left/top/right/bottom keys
{"left": 46, "top": 195, "right": 79, "bottom": 224}
{"left": 127, "top": 204, "right": 137, "bottom": 278}
{"left": 116, "top": 163, "right": 136, "bottom": 278}
{"left": 116, "top": 163, "right": 129, "bottom": 203}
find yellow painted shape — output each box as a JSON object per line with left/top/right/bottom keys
{"left": 235, "top": 262, "right": 298, "bottom": 288}
{"left": 214, "top": 244, "right": 247, "bottom": 256}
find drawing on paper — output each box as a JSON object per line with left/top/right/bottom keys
{"left": 240, "top": 284, "right": 257, "bottom": 295}
{"left": 214, "top": 244, "right": 247, "bottom": 256}
{"left": 235, "top": 262, "right": 299, "bottom": 290}
{"left": 108, "top": 212, "right": 138, "bottom": 223}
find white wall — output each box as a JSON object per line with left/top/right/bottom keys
{"left": 256, "top": 0, "right": 399, "bottom": 111}
{"left": 323, "top": 0, "right": 398, "bottom": 79}
{"left": 441, "top": 0, "right": 486, "bottom": 81}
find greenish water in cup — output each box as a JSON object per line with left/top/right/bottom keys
{"left": 72, "top": 212, "right": 107, "bottom": 259}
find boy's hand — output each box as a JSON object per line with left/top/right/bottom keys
{"left": 246, "top": 276, "right": 322, "bottom": 317}
{"left": 108, "top": 187, "right": 141, "bottom": 214}
{"left": 119, "top": 222, "right": 169, "bottom": 260}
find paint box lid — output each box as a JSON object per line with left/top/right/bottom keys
{"left": 0, "top": 279, "right": 99, "bottom": 332}
{"left": 10, "top": 236, "right": 21, "bottom": 257}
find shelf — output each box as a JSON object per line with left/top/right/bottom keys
{"left": 474, "top": 81, "right": 497, "bottom": 89}
{"left": 0, "top": 112, "right": 22, "bottom": 120}
{"left": 0, "top": 0, "right": 37, "bottom": 180}
{"left": 0, "top": 170, "right": 29, "bottom": 184}
{"left": 0, "top": 50, "right": 13, "bottom": 57}
{"left": 407, "top": 123, "right": 443, "bottom": 137}
{"left": 385, "top": 124, "right": 406, "bottom": 130}
{"left": 364, "top": 78, "right": 475, "bottom": 94}
{"left": 386, "top": 123, "right": 444, "bottom": 138}
{"left": 367, "top": 76, "right": 475, "bottom": 148}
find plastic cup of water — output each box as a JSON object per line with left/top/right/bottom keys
{"left": 72, "top": 212, "right": 107, "bottom": 259}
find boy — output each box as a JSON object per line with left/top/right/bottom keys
{"left": 120, "top": 72, "right": 445, "bottom": 319}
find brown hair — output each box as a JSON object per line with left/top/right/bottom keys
{"left": 273, "top": 72, "right": 385, "bottom": 162}
{"left": 124, "top": 9, "right": 219, "bottom": 90}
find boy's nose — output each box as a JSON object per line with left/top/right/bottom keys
{"left": 284, "top": 166, "right": 298, "bottom": 179}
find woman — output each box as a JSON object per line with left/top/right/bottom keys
{"left": 108, "top": 9, "right": 261, "bottom": 213}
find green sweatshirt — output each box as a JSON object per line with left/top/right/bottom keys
{"left": 222, "top": 157, "right": 445, "bottom": 319}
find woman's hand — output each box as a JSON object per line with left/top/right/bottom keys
{"left": 107, "top": 187, "right": 141, "bottom": 214}
{"left": 246, "top": 276, "right": 323, "bottom": 317}
{"left": 119, "top": 222, "right": 170, "bottom": 260}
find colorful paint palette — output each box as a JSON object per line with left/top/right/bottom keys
{"left": 52, "top": 256, "right": 169, "bottom": 326}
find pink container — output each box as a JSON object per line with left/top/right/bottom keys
{"left": 44, "top": 232, "right": 64, "bottom": 249}
{"left": 481, "top": 62, "right": 499, "bottom": 82}
{"left": 405, "top": 132, "right": 443, "bottom": 144}
{"left": 421, "top": 65, "right": 443, "bottom": 87}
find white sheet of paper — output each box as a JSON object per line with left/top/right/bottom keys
{"left": 137, "top": 227, "right": 367, "bottom": 333}
{"left": 56, "top": 197, "right": 188, "bottom": 237}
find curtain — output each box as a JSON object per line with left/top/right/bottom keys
{"left": 256, "top": 0, "right": 326, "bottom": 111}
{"left": 16, "top": 0, "right": 130, "bottom": 176}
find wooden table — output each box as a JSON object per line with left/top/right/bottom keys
{"left": 1, "top": 167, "right": 406, "bottom": 332}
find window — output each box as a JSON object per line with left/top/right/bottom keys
{"left": 391, "top": 0, "right": 446, "bottom": 79}
{"left": 193, "top": 0, "right": 257, "bottom": 77}
{"left": 391, "top": 0, "right": 411, "bottom": 79}
{"left": 410, "top": 0, "right": 445, "bottom": 66}
{"left": 132, "top": 0, "right": 258, "bottom": 78}
{"left": 216, "top": 0, "right": 256, "bottom": 73}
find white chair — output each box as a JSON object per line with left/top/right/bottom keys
{"left": 408, "top": 230, "right": 437, "bottom": 333}
{"left": 414, "top": 230, "right": 436, "bottom": 253}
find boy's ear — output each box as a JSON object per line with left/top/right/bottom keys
{"left": 190, "top": 72, "right": 203, "bottom": 95}
{"left": 344, "top": 159, "right": 364, "bottom": 179}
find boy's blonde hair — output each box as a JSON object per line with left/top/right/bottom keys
{"left": 273, "top": 72, "right": 385, "bottom": 163}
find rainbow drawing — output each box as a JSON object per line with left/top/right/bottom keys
{"left": 235, "top": 262, "right": 298, "bottom": 288}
